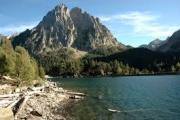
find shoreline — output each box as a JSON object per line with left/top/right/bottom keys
{"left": 0, "top": 79, "right": 85, "bottom": 120}
{"left": 46, "top": 72, "right": 180, "bottom": 79}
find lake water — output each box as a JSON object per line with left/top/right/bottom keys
{"left": 51, "top": 75, "right": 180, "bottom": 120}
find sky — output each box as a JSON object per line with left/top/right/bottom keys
{"left": 0, "top": 0, "right": 180, "bottom": 47}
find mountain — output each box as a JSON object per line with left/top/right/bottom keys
{"left": 157, "top": 29, "right": 180, "bottom": 52}
{"left": 11, "top": 4, "right": 125, "bottom": 55}
{"left": 139, "top": 38, "right": 167, "bottom": 51}
{"left": 7, "top": 32, "right": 19, "bottom": 39}
{"left": 139, "top": 29, "right": 180, "bottom": 52}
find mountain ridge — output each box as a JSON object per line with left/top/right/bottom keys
{"left": 11, "top": 4, "right": 125, "bottom": 55}
{"left": 139, "top": 29, "right": 180, "bottom": 52}
{"left": 157, "top": 29, "right": 180, "bottom": 52}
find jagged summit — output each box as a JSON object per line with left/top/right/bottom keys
{"left": 157, "top": 29, "right": 180, "bottom": 52}
{"left": 139, "top": 29, "right": 180, "bottom": 52}
{"left": 11, "top": 3, "right": 125, "bottom": 55}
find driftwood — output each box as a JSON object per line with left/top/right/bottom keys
{"left": 28, "top": 86, "right": 44, "bottom": 91}
{"left": 0, "top": 93, "right": 21, "bottom": 98}
{"left": 0, "top": 100, "right": 14, "bottom": 104}
{"left": 0, "top": 81, "right": 86, "bottom": 119}
{"left": 14, "top": 96, "right": 30, "bottom": 119}
{"left": 108, "top": 109, "right": 121, "bottom": 113}
{"left": 7, "top": 99, "right": 21, "bottom": 108}
{"left": 69, "top": 95, "right": 83, "bottom": 99}
{"left": 0, "top": 100, "right": 15, "bottom": 107}
{"left": 66, "top": 92, "right": 86, "bottom": 96}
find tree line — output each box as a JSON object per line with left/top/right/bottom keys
{"left": 94, "top": 48, "right": 180, "bottom": 73}
{"left": 38, "top": 48, "right": 180, "bottom": 77}
{"left": 0, "top": 38, "right": 45, "bottom": 86}
{"left": 1, "top": 37, "right": 180, "bottom": 80}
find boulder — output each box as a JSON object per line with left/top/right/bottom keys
{"left": 0, "top": 107, "right": 14, "bottom": 120}
{"left": 15, "top": 88, "right": 21, "bottom": 93}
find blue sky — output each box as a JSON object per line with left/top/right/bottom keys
{"left": 0, "top": 0, "right": 180, "bottom": 47}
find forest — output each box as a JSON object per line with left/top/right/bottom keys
{"left": 0, "top": 37, "right": 45, "bottom": 86}
{"left": 1, "top": 38, "right": 180, "bottom": 79}
{"left": 38, "top": 48, "right": 180, "bottom": 77}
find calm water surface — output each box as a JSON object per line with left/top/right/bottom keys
{"left": 51, "top": 75, "right": 180, "bottom": 120}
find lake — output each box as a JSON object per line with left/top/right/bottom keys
{"left": 51, "top": 75, "right": 180, "bottom": 120}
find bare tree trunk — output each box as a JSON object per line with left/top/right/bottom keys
{"left": 14, "top": 96, "right": 30, "bottom": 119}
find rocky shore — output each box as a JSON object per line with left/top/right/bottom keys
{"left": 0, "top": 77, "right": 85, "bottom": 120}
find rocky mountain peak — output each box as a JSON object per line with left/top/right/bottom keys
{"left": 71, "top": 7, "right": 84, "bottom": 14}
{"left": 157, "top": 29, "right": 180, "bottom": 52}
{"left": 139, "top": 38, "right": 165, "bottom": 51}
{"left": 149, "top": 39, "right": 162, "bottom": 45}
{"left": 11, "top": 3, "right": 124, "bottom": 55}
{"left": 38, "top": 4, "right": 73, "bottom": 28}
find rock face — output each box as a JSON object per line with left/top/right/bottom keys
{"left": 139, "top": 38, "right": 166, "bottom": 51}
{"left": 157, "top": 29, "right": 180, "bottom": 52}
{"left": 11, "top": 4, "right": 122, "bottom": 55}
{"left": 70, "top": 7, "right": 119, "bottom": 50}
{"left": 139, "top": 29, "right": 180, "bottom": 52}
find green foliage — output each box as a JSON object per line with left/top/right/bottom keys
{"left": 88, "top": 45, "right": 126, "bottom": 57}
{"left": 0, "top": 39, "right": 15, "bottom": 75}
{"left": 39, "top": 67, "right": 45, "bottom": 79}
{"left": 30, "top": 58, "right": 39, "bottom": 79}
{"left": 170, "top": 65, "right": 175, "bottom": 72}
{"left": 94, "top": 48, "right": 180, "bottom": 73}
{"left": 15, "top": 46, "right": 36, "bottom": 86}
{"left": 0, "top": 47, "right": 12, "bottom": 75}
{"left": 39, "top": 55, "right": 142, "bottom": 77}
{"left": 37, "top": 47, "right": 180, "bottom": 77}
{"left": 0, "top": 38, "right": 44, "bottom": 86}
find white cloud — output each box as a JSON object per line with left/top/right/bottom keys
{"left": 0, "top": 21, "right": 39, "bottom": 35}
{"left": 99, "top": 11, "right": 180, "bottom": 38}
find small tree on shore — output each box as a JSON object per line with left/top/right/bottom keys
{"left": 14, "top": 46, "right": 35, "bottom": 86}
{"left": 39, "top": 67, "right": 45, "bottom": 79}
{"left": 0, "top": 39, "right": 15, "bottom": 76}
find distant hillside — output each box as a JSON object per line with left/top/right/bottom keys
{"left": 139, "top": 38, "right": 166, "bottom": 51}
{"left": 93, "top": 48, "right": 180, "bottom": 72}
{"left": 157, "top": 29, "right": 180, "bottom": 52}
{"left": 139, "top": 29, "right": 180, "bottom": 52}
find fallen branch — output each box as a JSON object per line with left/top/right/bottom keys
{"left": 14, "top": 96, "right": 30, "bottom": 119}
{"left": 28, "top": 86, "right": 44, "bottom": 91}
{"left": 0, "top": 100, "right": 15, "bottom": 107}
{"left": 65, "top": 92, "right": 86, "bottom": 96}
{"left": 69, "top": 95, "right": 83, "bottom": 99}
{"left": 108, "top": 109, "right": 121, "bottom": 113}
{"left": 0, "top": 93, "right": 20, "bottom": 98}
{"left": 6, "top": 99, "right": 21, "bottom": 108}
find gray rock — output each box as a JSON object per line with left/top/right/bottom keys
{"left": 70, "top": 7, "right": 119, "bottom": 50}
{"left": 11, "top": 4, "right": 124, "bottom": 55}
{"left": 139, "top": 38, "right": 165, "bottom": 51}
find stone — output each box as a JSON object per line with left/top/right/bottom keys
{"left": 29, "top": 114, "right": 43, "bottom": 120}
{"left": 0, "top": 107, "right": 14, "bottom": 120}
{"left": 53, "top": 115, "right": 66, "bottom": 120}
{"left": 15, "top": 88, "right": 21, "bottom": 93}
